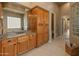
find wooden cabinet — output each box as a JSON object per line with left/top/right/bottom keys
{"left": 28, "top": 6, "right": 49, "bottom": 47}
{"left": 2, "top": 38, "right": 17, "bottom": 56}
{"left": 0, "top": 33, "right": 36, "bottom": 56}
{"left": 0, "top": 40, "right": 2, "bottom": 56}
{"left": 28, "top": 33, "right": 36, "bottom": 50}
{"left": 0, "top": 3, "right": 38, "bottom": 56}
{"left": 17, "top": 35, "right": 29, "bottom": 55}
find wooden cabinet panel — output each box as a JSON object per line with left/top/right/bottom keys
{"left": 17, "top": 35, "right": 29, "bottom": 55}
{"left": 43, "top": 11, "right": 49, "bottom": 24}
{"left": 37, "top": 33, "right": 48, "bottom": 47}
{"left": 43, "top": 34, "right": 49, "bottom": 43}
{"left": 37, "top": 10, "right": 44, "bottom": 24}
{"left": 2, "top": 38, "right": 17, "bottom": 56}
{"left": 44, "top": 26, "right": 49, "bottom": 33}
{"left": 2, "top": 43, "right": 17, "bottom": 56}
{"left": 37, "top": 25, "right": 44, "bottom": 34}
{"left": 37, "top": 34, "right": 44, "bottom": 47}
{"left": 28, "top": 6, "right": 49, "bottom": 47}
{"left": 0, "top": 40, "right": 2, "bottom": 56}
{"left": 29, "top": 16, "right": 37, "bottom": 32}
{"left": 28, "top": 34, "right": 36, "bottom": 50}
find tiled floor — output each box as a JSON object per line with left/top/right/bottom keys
{"left": 22, "top": 37, "right": 69, "bottom": 56}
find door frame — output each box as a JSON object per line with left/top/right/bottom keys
{"left": 49, "top": 12, "right": 56, "bottom": 41}
{"left": 51, "top": 13, "right": 54, "bottom": 39}
{"left": 62, "top": 16, "right": 70, "bottom": 35}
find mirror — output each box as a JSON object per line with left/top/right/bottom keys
{"left": 71, "top": 3, "right": 79, "bottom": 36}
{"left": 2, "top": 2, "right": 30, "bottom": 34}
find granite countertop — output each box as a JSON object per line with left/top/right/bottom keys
{"left": 0, "top": 30, "right": 36, "bottom": 40}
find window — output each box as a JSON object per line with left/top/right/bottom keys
{"left": 7, "top": 16, "right": 21, "bottom": 28}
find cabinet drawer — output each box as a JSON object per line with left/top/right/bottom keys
{"left": 8, "top": 38, "right": 17, "bottom": 44}
{"left": 18, "top": 35, "right": 28, "bottom": 41}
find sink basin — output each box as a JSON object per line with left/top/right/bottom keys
{"left": 15, "top": 32, "right": 25, "bottom": 34}
{"left": 14, "top": 30, "right": 26, "bottom": 34}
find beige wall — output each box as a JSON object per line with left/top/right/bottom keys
{"left": 18, "top": 2, "right": 61, "bottom": 41}
{"left": 61, "top": 3, "right": 71, "bottom": 17}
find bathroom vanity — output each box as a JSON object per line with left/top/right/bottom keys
{"left": 0, "top": 2, "right": 49, "bottom": 56}
{"left": 0, "top": 31, "right": 36, "bottom": 56}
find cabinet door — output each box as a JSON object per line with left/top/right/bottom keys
{"left": 43, "top": 11, "right": 49, "bottom": 24}
{"left": 37, "top": 10, "right": 44, "bottom": 25}
{"left": 37, "top": 34, "right": 44, "bottom": 47}
{"left": 43, "top": 25, "right": 49, "bottom": 33}
{"left": 29, "top": 15, "right": 37, "bottom": 32}
{"left": 2, "top": 38, "right": 17, "bottom": 56}
{"left": 43, "top": 11, "right": 49, "bottom": 33}
{"left": 29, "top": 34, "right": 36, "bottom": 50}
{"left": 0, "top": 40, "right": 2, "bottom": 56}
{"left": 43, "top": 34, "right": 49, "bottom": 43}
{"left": 2, "top": 43, "right": 17, "bottom": 56}
{"left": 17, "top": 35, "right": 29, "bottom": 55}
{"left": 37, "top": 25, "right": 44, "bottom": 34}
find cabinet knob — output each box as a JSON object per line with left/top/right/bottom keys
{"left": 38, "top": 23, "right": 43, "bottom": 26}
{"left": 18, "top": 42, "right": 20, "bottom": 44}
{"left": 14, "top": 44, "right": 16, "bottom": 45}
{"left": 8, "top": 40, "right": 11, "bottom": 42}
